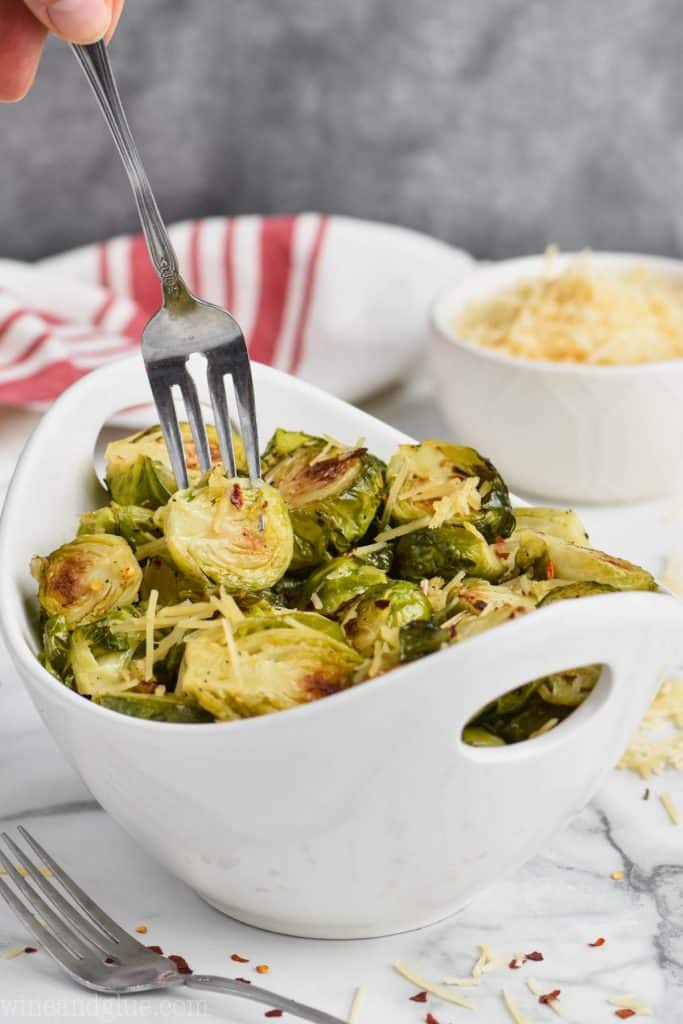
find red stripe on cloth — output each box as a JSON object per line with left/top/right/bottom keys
{"left": 0, "top": 330, "right": 50, "bottom": 370}
{"left": 92, "top": 293, "right": 116, "bottom": 327}
{"left": 249, "top": 216, "right": 296, "bottom": 364}
{"left": 188, "top": 220, "right": 202, "bottom": 295}
{"left": 129, "top": 234, "right": 161, "bottom": 315}
{"left": 0, "top": 308, "right": 30, "bottom": 339}
{"left": 289, "top": 215, "right": 328, "bottom": 373}
{"left": 98, "top": 242, "right": 110, "bottom": 289}
{"left": 0, "top": 360, "right": 82, "bottom": 405}
{"left": 224, "top": 218, "right": 235, "bottom": 310}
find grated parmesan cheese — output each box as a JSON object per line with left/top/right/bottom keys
{"left": 502, "top": 987, "right": 537, "bottom": 1024}
{"left": 347, "top": 985, "right": 364, "bottom": 1024}
{"left": 2, "top": 946, "right": 26, "bottom": 960}
{"left": 660, "top": 791, "right": 681, "bottom": 825}
{"left": 221, "top": 618, "right": 243, "bottom": 685}
{"left": 144, "top": 589, "right": 159, "bottom": 682}
{"left": 454, "top": 251, "right": 683, "bottom": 366}
{"left": 608, "top": 994, "right": 652, "bottom": 1016}
{"left": 394, "top": 961, "right": 473, "bottom": 1009}
{"left": 527, "top": 978, "right": 563, "bottom": 1017}
{"left": 373, "top": 516, "right": 431, "bottom": 544}
{"left": 619, "top": 677, "right": 683, "bottom": 777}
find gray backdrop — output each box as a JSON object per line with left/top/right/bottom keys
{"left": 1, "top": 0, "right": 681, "bottom": 261}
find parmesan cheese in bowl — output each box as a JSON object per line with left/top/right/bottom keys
{"left": 430, "top": 252, "right": 683, "bottom": 503}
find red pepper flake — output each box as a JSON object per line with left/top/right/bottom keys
{"left": 539, "top": 989, "right": 561, "bottom": 1005}
{"left": 546, "top": 559, "right": 555, "bottom": 580}
{"left": 615, "top": 1011, "right": 636, "bottom": 1020}
{"left": 168, "top": 954, "right": 193, "bottom": 975}
{"left": 147, "top": 944, "right": 163, "bottom": 955}
{"left": 236, "top": 977, "right": 252, "bottom": 984}
{"left": 526, "top": 951, "right": 544, "bottom": 962}
{"left": 374, "top": 599, "right": 390, "bottom": 609}
{"left": 410, "top": 991, "right": 429, "bottom": 1003}
{"left": 509, "top": 957, "right": 526, "bottom": 969}
{"left": 265, "top": 1013, "right": 283, "bottom": 1019}
{"left": 426, "top": 1014, "right": 440, "bottom": 1024}
{"left": 589, "top": 937, "right": 606, "bottom": 947}
{"left": 23, "top": 947, "right": 37, "bottom": 954}
{"left": 231, "top": 953, "right": 250, "bottom": 963}
{"left": 230, "top": 483, "right": 244, "bottom": 510}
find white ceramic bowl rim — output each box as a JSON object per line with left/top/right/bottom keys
{"left": 432, "top": 251, "right": 683, "bottom": 377}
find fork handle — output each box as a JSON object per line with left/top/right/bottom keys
{"left": 185, "top": 974, "right": 345, "bottom": 1024}
{"left": 71, "top": 41, "right": 180, "bottom": 292}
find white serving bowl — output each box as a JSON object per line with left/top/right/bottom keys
{"left": 1, "top": 354, "right": 682, "bottom": 939}
{"left": 430, "top": 252, "right": 683, "bottom": 503}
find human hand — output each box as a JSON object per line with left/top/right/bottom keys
{"left": 0, "top": 0, "right": 125, "bottom": 101}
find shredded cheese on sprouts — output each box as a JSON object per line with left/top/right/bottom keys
{"left": 210, "top": 589, "right": 244, "bottom": 622}
{"left": 660, "top": 791, "right": 681, "bottom": 825}
{"left": 347, "top": 985, "right": 364, "bottom": 1024}
{"left": 608, "top": 994, "right": 652, "bottom": 1015}
{"left": 222, "top": 618, "right": 243, "bottom": 685}
{"left": 144, "top": 588, "right": 159, "bottom": 682}
{"left": 373, "top": 516, "right": 431, "bottom": 544}
{"left": 310, "top": 592, "right": 323, "bottom": 610}
{"left": 352, "top": 540, "right": 389, "bottom": 558}
{"left": 380, "top": 460, "right": 410, "bottom": 528}
{"left": 393, "top": 962, "right": 473, "bottom": 1009}
{"left": 502, "top": 987, "right": 537, "bottom": 1024}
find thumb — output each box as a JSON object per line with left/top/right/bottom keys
{"left": 22, "top": 0, "right": 112, "bottom": 44}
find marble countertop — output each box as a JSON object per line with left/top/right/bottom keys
{"left": 1, "top": 380, "right": 681, "bottom": 1023}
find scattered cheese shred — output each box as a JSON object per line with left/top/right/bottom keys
{"left": 454, "top": 253, "right": 683, "bottom": 366}
{"left": 380, "top": 460, "right": 410, "bottom": 528}
{"left": 660, "top": 791, "right": 681, "bottom": 825}
{"left": 527, "top": 978, "right": 563, "bottom": 1017}
{"left": 612, "top": 870, "right": 625, "bottom": 881}
{"left": 619, "top": 677, "right": 683, "bottom": 778}
{"left": 222, "top": 618, "right": 243, "bottom": 685}
{"left": 502, "top": 987, "right": 537, "bottom": 1024}
{"left": 608, "top": 994, "right": 652, "bottom": 1016}
{"left": 310, "top": 592, "right": 323, "bottom": 611}
{"left": 347, "top": 985, "right": 364, "bottom": 1024}
{"left": 394, "top": 961, "right": 473, "bottom": 1009}
{"left": 473, "top": 942, "right": 504, "bottom": 977}
{"left": 373, "top": 516, "right": 431, "bottom": 544}
{"left": 2, "top": 946, "right": 26, "bottom": 960}
{"left": 210, "top": 589, "right": 245, "bottom": 622}
{"left": 144, "top": 588, "right": 159, "bottom": 682}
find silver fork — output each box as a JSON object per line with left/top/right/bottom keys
{"left": 0, "top": 826, "right": 344, "bottom": 1023}
{"left": 71, "top": 41, "right": 260, "bottom": 488}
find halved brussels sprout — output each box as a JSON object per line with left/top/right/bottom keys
{"left": 298, "top": 556, "right": 387, "bottom": 616}
{"left": 541, "top": 534, "right": 656, "bottom": 591}
{"left": 384, "top": 440, "right": 514, "bottom": 540}
{"left": 139, "top": 556, "right": 210, "bottom": 605}
{"left": 392, "top": 522, "right": 505, "bottom": 583}
{"left": 447, "top": 578, "right": 537, "bottom": 619}
{"left": 105, "top": 423, "right": 246, "bottom": 508}
{"left": 31, "top": 534, "right": 143, "bottom": 628}
{"left": 79, "top": 503, "right": 162, "bottom": 550}
{"left": 461, "top": 725, "right": 506, "bottom": 747}
{"left": 538, "top": 664, "right": 602, "bottom": 706}
{"left": 513, "top": 507, "right": 589, "bottom": 546}
{"left": 40, "top": 615, "right": 74, "bottom": 687}
{"left": 93, "top": 692, "right": 213, "bottom": 723}
{"left": 178, "top": 611, "right": 362, "bottom": 719}
{"left": 68, "top": 610, "right": 142, "bottom": 696}
{"left": 539, "top": 581, "right": 618, "bottom": 606}
{"left": 473, "top": 692, "right": 574, "bottom": 744}
{"left": 450, "top": 603, "right": 531, "bottom": 644}
{"left": 262, "top": 429, "right": 386, "bottom": 570}
{"left": 163, "top": 467, "right": 293, "bottom": 592}
{"left": 399, "top": 619, "right": 448, "bottom": 663}
{"left": 342, "top": 581, "right": 432, "bottom": 662}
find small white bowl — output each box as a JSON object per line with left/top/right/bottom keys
{"left": 430, "top": 252, "right": 683, "bottom": 503}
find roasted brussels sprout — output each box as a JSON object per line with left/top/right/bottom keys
{"left": 79, "top": 503, "right": 162, "bottom": 550}
{"left": 298, "top": 556, "right": 387, "bottom": 616}
{"left": 384, "top": 440, "right": 514, "bottom": 540}
{"left": 512, "top": 507, "right": 589, "bottom": 546}
{"left": 461, "top": 725, "right": 506, "bottom": 747}
{"left": 31, "top": 534, "right": 143, "bottom": 628}
{"left": 93, "top": 692, "right": 213, "bottom": 723}
{"left": 178, "top": 611, "right": 362, "bottom": 719}
{"left": 163, "top": 467, "right": 293, "bottom": 591}
{"left": 40, "top": 615, "right": 73, "bottom": 687}
{"left": 474, "top": 692, "right": 574, "bottom": 744}
{"left": 450, "top": 603, "right": 531, "bottom": 644}
{"left": 542, "top": 534, "right": 656, "bottom": 591}
{"left": 262, "top": 429, "right": 386, "bottom": 570}
{"left": 139, "top": 556, "right": 209, "bottom": 605}
{"left": 399, "top": 620, "right": 448, "bottom": 663}
{"left": 342, "top": 581, "right": 432, "bottom": 668}
{"left": 539, "top": 581, "right": 617, "bottom": 606}
{"left": 392, "top": 522, "right": 505, "bottom": 583}
{"left": 68, "top": 611, "right": 142, "bottom": 696}
{"left": 105, "top": 423, "right": 247, "bottom": 507}
{"left": 538, "top": 664, "right": 602, "bottom": 706}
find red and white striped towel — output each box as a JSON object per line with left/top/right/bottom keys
{"left": 0, "top": 214, "right": 470, "bottom": 408}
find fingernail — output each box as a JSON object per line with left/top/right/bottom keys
{"left": 48, "top": 0, "right": 111, "bottom": 42}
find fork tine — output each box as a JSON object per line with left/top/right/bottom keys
{"left": 17, "top": 826, "right": 144, "bottom": 952}
{"left": 178, "top": 370, "right": 212, "bottom": 474}
{"left": 2, "top": 833, "right": 127, "bottom": 956}
{"left": 147, "top": 363, "right": 189, "bottom": 489}
{"left": 206, "top": 356, "right": 237, "bottom": 476}
{"left": 0, "top": 848, "right": 90, "bottom": 959}
{"left": 0, "top": 874, "right": 82, "bottom": 966}
{"left": 230, "top": 355, "right": 261, "bottom": 483}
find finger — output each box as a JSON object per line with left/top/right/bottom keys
{"left": 0, "top": 0, "right": 47, "bottom": 101}
{"left": 104, "top": 0, "right": 122, "bottom": 42}
{"left": 21, "top": 0, "right": 112, "bottom": 44}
